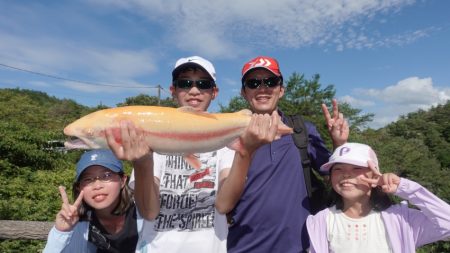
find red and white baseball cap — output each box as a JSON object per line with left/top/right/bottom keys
{"left": 320, "top": 142, "right": 381, "bottom": 175}
{"left": 172, "top": 56, "right": 216, "bottom": 81}
{"left": 241, "top": 56, "right": 282, "bottom": 82}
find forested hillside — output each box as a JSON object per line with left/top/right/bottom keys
{"left": 1, "top": 87, "right": 449, "bottom": 252}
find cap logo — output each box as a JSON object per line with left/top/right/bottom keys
{"left": 339, "top": 147, "right": 351, "bottom": 156}
{"left": 248, "top": 58, "right": 272, "bottom": 68}
{"left": 90, "top": 154, "right": 98, "bottom": 161}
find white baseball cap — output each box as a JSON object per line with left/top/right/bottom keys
{"left": 321, "top": 142, "right": 380, "bottom": 174}
{"left": 172, "top": 56, "right": 216, "bottom": 81}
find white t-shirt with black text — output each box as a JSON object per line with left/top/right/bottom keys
{"left": 130, "top": 147, "right": 234, "bottom": 253}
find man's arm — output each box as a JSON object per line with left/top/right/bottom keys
{"left": 215, "top": 112, "right": 279, "bottom": 214}
{"left": 132, "top": 154, "right": 160, "bottom": 220}
{"left": 106, "top": 121, "right": 160, "bottom": 220}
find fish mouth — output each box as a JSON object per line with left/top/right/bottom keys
{"left": 64, "top": 136, "right": 99, "bottom": 150}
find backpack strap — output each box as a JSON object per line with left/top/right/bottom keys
{"left": 286, "top": 115, "right": 313, "bottom": 198}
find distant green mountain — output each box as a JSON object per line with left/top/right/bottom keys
{"left": 1, "top": 88, "right": 91, "bottom": 129}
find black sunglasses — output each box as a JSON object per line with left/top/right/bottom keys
{"left": 244, "top": 76, "right": 281, "bottom": 89}
{"left": 174, "top": 79, "right": 215, "bottom": 90}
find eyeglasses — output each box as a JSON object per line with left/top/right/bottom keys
{"left": 79, "top": 171, "right": 120, "bottom": 187}
{"left": 244, "top": 76, "right": 281, "bottom": 89}
{"left": 174, "top": 79, "right": 215, "bottom": 90}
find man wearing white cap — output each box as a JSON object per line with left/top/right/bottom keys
{"left": 106, "top": 56, "right": 279, "bottom": 253}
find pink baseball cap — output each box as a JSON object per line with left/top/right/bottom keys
{"left": 321, "top": 142, "right": 380, "bottom": 175}
{"left": 241, "top": 56, "right": 282, "bottom": 82}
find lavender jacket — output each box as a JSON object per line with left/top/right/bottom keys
{"left": 306, "top": 178, "right": 450, "bottom": 253}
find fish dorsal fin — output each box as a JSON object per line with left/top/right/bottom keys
{"left": 177, "top": 106, "right": 217, "bottom": 119}
{"left": 237, "top": 109, "right": 252, "bottom": 116}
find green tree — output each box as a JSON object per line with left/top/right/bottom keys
{"left": 117, "top": 93, "right": 177, "bottom": 107}
{"left": 219, "top": 73, "right": 373, "bottom": 148}
{"left": 219, "top": 96, "right": 249, "bottom": 113}
{"left": 219, "top": 73, "right": 373, "bottom": 129}
{"left": 386, "top": 102, "right": 450, "bottom": 168}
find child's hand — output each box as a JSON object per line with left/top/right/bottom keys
{"left": 359, "top": 172, "right": 401, "bottom": 194}
{"left": 106, "top": 120, "right": 153, "bottom": 162}
{"left": 55, "top": 186, "right": 84, "bottom": 232}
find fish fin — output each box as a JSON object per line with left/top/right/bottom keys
{"left": 276, "top": 120, "right": 294, "bottom": 138}
{"left": 237, "top": 109, "right": 252, "bottom": 116}
{"left": 226, "top": 138, "right": 244, "bottom": 152}
{"left": 177, "top": 106, "right": 218, "bottom": 119}
{"left": 183, "top": 154, "right": 202, "bottom": 170}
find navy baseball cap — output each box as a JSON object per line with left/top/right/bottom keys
{"left": 76, "top": 149, "right": 123, "bottom": 181}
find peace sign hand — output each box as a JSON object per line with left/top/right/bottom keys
{"left": 359, "top": 172, "right": 401, "bottom": 194}
{"left": 322, "top": 99, "right": 349, "bottom": 148}
{"left": 55, "top": 186, "right": 84, "bottom": 232}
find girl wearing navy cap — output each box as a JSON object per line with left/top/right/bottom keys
{"left": 43, "top": 149, "right": 142, "bottom": 253}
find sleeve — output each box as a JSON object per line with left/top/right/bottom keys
{"left": 42, "top": 223, "right": 92, "bottom": 253}
{"left": 394, "top": 178, "right": 450, "bottom": 247}
{"left": 128, "top": 153, "right": 161, "bottom": 190}
{"left": 152, "top": 153, "right": 165, "bottom": 179}
{"left": 42, "top": 226, "right": 73, "bottom": 253}
{"left": 128, "top": 169, "right": 136, "bottom": 190}
{"left": 306, "top": 208, "right": 330, "bottom": 253}
{"left": 305, "top": 121, "right": 331, "bottom": 173}
{"left": 217, "top": 147, "right": 235, "bottom": 172}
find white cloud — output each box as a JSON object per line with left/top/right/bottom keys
{"left": 364, "top": 77, "right": 449, "bottom": 106}
{"left": 88, "top": 0, "right": 422, "bottom": 56}
{"left": 339, "top": 95, "right": 375, "bottom": 107}
{"left": 350, "top": 77, "right": 450, "bottom": 129}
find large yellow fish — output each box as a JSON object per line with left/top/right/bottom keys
{"left": 64, "top": 106, "right": 292, "bottom": 167}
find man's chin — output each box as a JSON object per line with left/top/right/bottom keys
{"left": 185, "top": 103, "right": 207, "bottom": 111}
{"left": 252, "top": 105, "right": 275, "bottom": 114}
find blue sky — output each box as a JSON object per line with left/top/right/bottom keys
{"left": 1, "top": 0, "right": 449, "bottom": 129}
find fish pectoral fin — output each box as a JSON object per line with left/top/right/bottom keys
{"left": 183, "top": 154, "right": 202, "bottom": 170}
{"left": 177, "top": 106, "right": 218, "bottom": 119}
{"left": 226, "top": 138, "right": 244, "bottom": 152}
{"left": 277, "top": 120, "right": 294, "bottom": 136}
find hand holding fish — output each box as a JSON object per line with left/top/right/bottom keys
{"left": 64, "top": 106, "right": 293, "bottom": 169}
{"left": 238, "top": 112, "right": 280, "bottom": 157}
{"left": 105, "top": 120, "right": 153, "bottom": 163}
